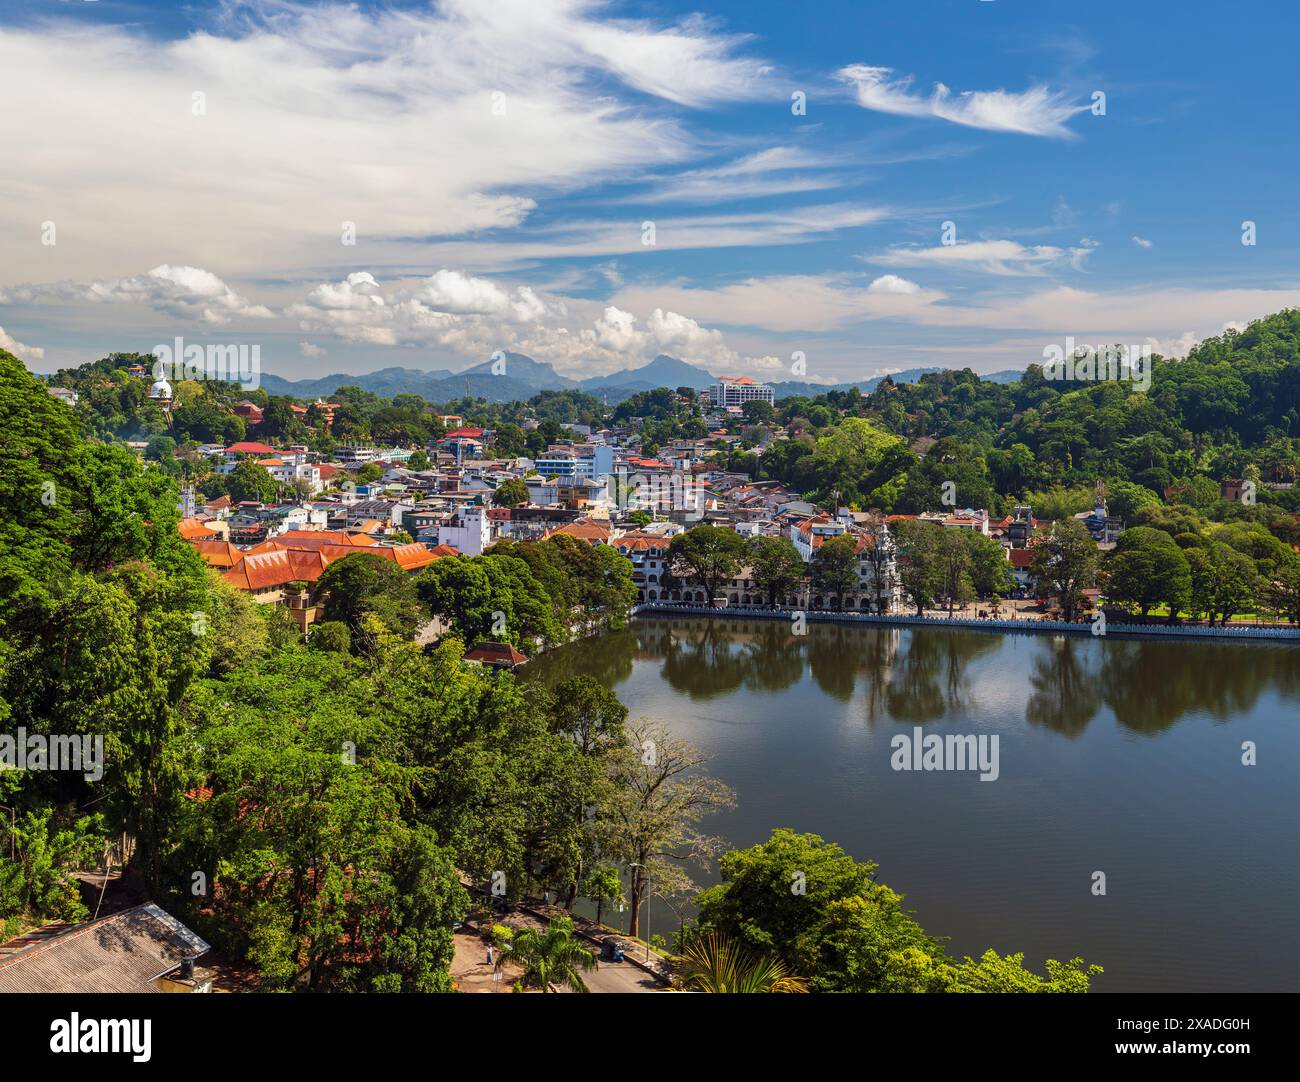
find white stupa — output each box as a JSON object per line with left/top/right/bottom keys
{"left": 149, "top": 376, "right": 174, "bottom": 401}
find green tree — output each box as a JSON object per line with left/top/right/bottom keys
{"left": 227, "top": 459, "right": 278, "bottom": 504}
{"left": 1029, "top": 519, "right": 1099, "bottom": 620}
{"left": 810, "top": 533, "right": 859, "bottom": 609}
{"left": 1185, "top": 541, "right": 1258, "bottom": 624}
{"left": 605, "top": 720, "right": 734, "bottom": 938}
{"left": 315, "top": 553, "right": 425, "bottom": 646}
{"left": 673, "top": 930, "right": 808, "bottom": 993}
{"left": 493, "top": 477, "right": 530, "bottom": 508}
{"left": 666, "top": 525, "right": 748, "bottom": 608}
{"left": 496, "top": 916, "right": 597, "bottom": 993}
{"left": 1105, "top": 527, "right": 1192, "bottom": 619}
{"left": 893, "top": 520, "right": 944, "bottom": 615}
{"left": 747, "top": 535, "right": 805, "bottom": 607}
{"left": 580, "top": 867, "right": 626, "bottom": 928}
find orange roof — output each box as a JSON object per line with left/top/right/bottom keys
{"left": 613, "top": 532, "right": 668, "bottom": 552}
{"left": 256, "top": 458, "right": 285, "bottom": 467}
{"left": 547, "top": 521, "right": 611, "bottom": 542}
{"left": 351, "top": 519, "right": 384, "bottom": 534}
{"left": 372, "top": 542, "right": 443, "bottom": 572}
{"left": 223, "top": 548, "right": 330, "bottom": 590}
{"left": 225, "top": 441, "right": 277, "bottom": 455}
{"left": 178, "top": 517, "right": 218, "bottom": 540}
{"left": 188, "top": 539, "right": 245, "bottom": 568}
{"left": 277, "top": 530, "right": 377, "bottom": 548}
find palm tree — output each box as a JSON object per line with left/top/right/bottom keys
{"left": 673, "top": 931, "right": 809, "bottom": 993}
{"left": 496, "top": 916, "right": 598, "bottom": 993}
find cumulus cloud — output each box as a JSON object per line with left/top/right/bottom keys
{"left": 1131, "top": 235, "right": 1154, "bottom": 249}
{"left": 867, "top": 274, "right": 920, "bottom": 294}
{"left": 837, "top": 64, "right": 1087, "bottom": 138}
{"left": 87, "top": 265, "right": 274, "bottom": 324}
{"left": 0, "top": 325, "right": 43, "bottom": 361}
{"left": 868, "top": 239, "right": 1092, "bottom": 277}
{"left": 285, "top": 271, "right": 775, "bottom": 375}
{"left": 2, "top": 265, "right": 272, "bottom": 324}
{"left": 299, "top": 341, "right": 326, "bottom": 358}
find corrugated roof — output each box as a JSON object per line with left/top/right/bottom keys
{"left": 0, "top": 903, "right": 208, "bottom": 993}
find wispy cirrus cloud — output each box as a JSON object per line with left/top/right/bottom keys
{"left": 0, "top": 0, "right": 773, "bottom": 284}
{"left": 866, "top": 239, "right": 1094, "bottom": 276}
{"left": 837, "top": 64, "right": 1087, "bottom": 138}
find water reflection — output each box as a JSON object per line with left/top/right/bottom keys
{"left": 527, "top": 617, "right": 1300, "bottom": 738}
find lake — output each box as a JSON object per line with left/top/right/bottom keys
{"left": 526, "top": 615, "right": 1300, "bottom": 992}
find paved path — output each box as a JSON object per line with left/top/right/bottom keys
{"left": 454, "top": 906, "right": 669, "bottom": 993}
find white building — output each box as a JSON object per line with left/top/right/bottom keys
{"left": 535, "top": 444, "right": 615, "bottom": 481}
{"left": 706, "top": 377, "right": 775, "bottom": 409}
{"left": 436, "top": 504, "right": 497, "bottom": 556}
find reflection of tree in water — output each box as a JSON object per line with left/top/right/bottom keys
{"left": 740, "top": 621, "right": 807, "bottom": 693}
{"left": 806, "top": 624, "right": 863, "bottom": 701}
{"left": 1100, "top": 640, "right": 1300, "bottom": 735}
{"left": 521, "top": 626, "right": 637, "bottom": 690}
{"left": 656, "top": 620, "right": 758, "bottom": 699}
{"left": 1025, "top": 637, "right": 1103, "bottom": 738}
{"left": 866, "top": 628, "right": 1000, "bottom": 725}
{"left": 651, "top": 618, "right": 806, "bottom": 699}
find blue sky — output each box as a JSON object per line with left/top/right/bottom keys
{"left": 2, "top": 0, "right": 1297, "bottom": 383}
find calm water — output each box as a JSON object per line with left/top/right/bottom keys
{"left": 527, "top": 616, "right": 1300, "bottom": 992}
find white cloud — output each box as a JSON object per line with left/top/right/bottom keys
{"left": 2, "top": 265, "right": 272, "bottom": 325}
{"left": 868, "top": 239, "right": 1091, "bottom": 276}
{"left": 867, "top": 274, "right": 920, "bottom": 295}
{"left": 837, "top": 65, "right": 1086, "bottom": 138}
{"left": 630, "top": 147, "right": 846, "bottom": 204}
{"left": 0, "top": 325, "right": 43, "bottom": 361}
{"left": 413, "top": 270, "right": 552, "bottom": 322}
{"left": 613, "top": 274, "right": 946, "bottom": 332}
{"left": 0, "top": 1, "right": 771, "bottom": 283}
{"left": 87, "top": 265, "right": 274, "bottom": 324}
{"left": 299, "top": 341, "right": 326, "bottom": 358}
{"left": 285, "top": 271, "right": 777, "bottom": 375}
{"left": 1131, "top": 235, "right": 1154, "bottom": 249}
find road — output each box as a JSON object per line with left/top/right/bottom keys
{"left": 452, "top": 915, "right": 667, "bottom": 994}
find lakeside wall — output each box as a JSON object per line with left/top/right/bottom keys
{"left": 630, "top": 604, "right": 1300, "bottom": 642}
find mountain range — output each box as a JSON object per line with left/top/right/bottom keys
{"left": 258, "top": 353, "right": 1028, "bottom": 404}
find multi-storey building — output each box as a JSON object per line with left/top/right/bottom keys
{"left": 705, "top": 376, "right": 775, "bottom": 409}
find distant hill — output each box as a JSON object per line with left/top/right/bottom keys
{"left": 770, "top": 368, "right": 946, "bottom": 399}
{"left": 259, "top": 366, "right": 454, "bottom": 400}
{"left": 259, "top": 358, "right": 1022, "bottom": 404}
{"left": 580, "top": 355, "right": 715, "bottom": 396}
{"left": 982, "top": 369, "right": 1027, "bottom": 384}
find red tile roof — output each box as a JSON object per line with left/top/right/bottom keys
{"left": 188, "top": 539, "right": 246, "bottom": 568}
{"left": 463, "top": 641, "right": 528, "bottom": 666}
{"left": 224, "top": 441, "right": 277, "bottom": 455}
{"left": 277, "top": 530, "right": 378, "bottom": 548}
